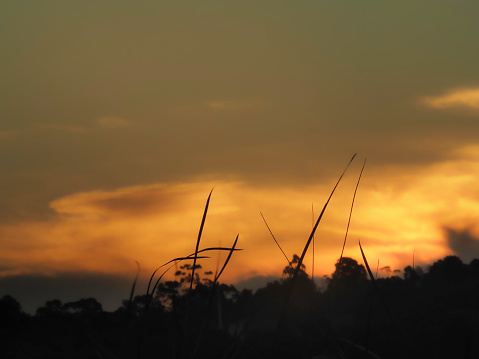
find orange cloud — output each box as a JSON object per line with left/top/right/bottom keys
{"left": 0, "top": 130, "right": 19, "bottom": 138}
{"left": 204, "top": 98, "right": 264, "bottom": 111}
{"left": 170, "top": 98, "right": 266, "bottom": 119}
{"left": 422, "top": 87, "right": 479, "bottom": 111}
{"left": 97, "top": 116, "right": 134, "bottom": 129}
{"left": 37, "top": 117, "right": 135, "bottom": 134}
{"left": 1, "top": 150, "right": 479, "bottom": 285}
{"left": 39, "top": 124, "right": 88, "bottom": 133}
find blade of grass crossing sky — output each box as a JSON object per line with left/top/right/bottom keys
{"left": 359, "top": 240, "right": 376, "bottom": 283}
{"left": 146, "top": 247, "right": 243, "bottom": 297}
{"left": 190, "top": 188, "right": 214, "bottom": 292}
{"left": 284, "top": 153, "right": 356, "bottom": 302}
{"left": 185, "top": 189, "right": 213, "bottom": 358}
{"left": 359, "top": 239, "right": 377, "bottom": 357}
{"left": 359, "top": 240, "right": 396, "bottom": 326}
{"left": 126, "top": 261, "right": 140, "bottom": 322}
{"left": 194, "top": 234, "right": 240, "bottom": 358}
{"left": 312, "top": 203, "right": 315, "bottom": 283}
{"left": 146, "top": 247, "right": 243, "bottom": 295}
{"left": 146, "top": 256, "right": 209, "bottom": 297}
{"left": 260, "top": 212, "right": 291, "bottom": 266}
{"left": 339, "top": 158, "right": 366, "bottom": 267}
{"left": 272, "top": 154, "right": 356, "bottom": 351}
{"left": 214, "top": 234, "right": 239, "bottom": 283}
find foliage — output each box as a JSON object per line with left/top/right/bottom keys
{"left": 2, "top": 254, "right": 479, "bottom": 359}
{"left": 327, "top": 256, "right": 367, "bottom": 291}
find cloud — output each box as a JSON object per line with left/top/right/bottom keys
{"left": 170, "top": 98, "right": 266, "bottom": 118}
{"left": 422, "top": 87, "right": 479, "bottom": 112}
{"left": 50, "top": 183, "right": 188, "bottom": 218}
{"left": 38, "top": 117, "right": 136, "bottom": 134}
{"left": 39, "top": 123, "right": 90, "bottom": 133}
{"left": 0, "top": 130, "right": 19, "bottom": 138}
{"left": 204, "top": 98, "right": 264, "bottom": 111}
{"left": 445, "top": 228, "right": 479, "bottom": 263}
{"left": 39, "top": 124, "right": 89, "bottom": 133}
{"left": 97, "top": 116, "right": 134, "bottom": 129}
{"left": 2, "top": 147, "right": 479, "bottom": 291}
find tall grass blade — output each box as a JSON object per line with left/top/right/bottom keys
{"left": 126, "top": 261, "right": 140, "bottom": 321}
{"left": 146, "top": 248, "right": 242, "bottom": 296}
{"left": 359, "top": 239, "right": 396, "bottom": 325}
{"left": 146, "top": 256, "right": 208, "bottom": 297}
{"left": 339, "top": 158, "right": 366, "bottom": 267}
{"left": 214, "top": 234, "right": 239, "bottom": 283}
{"left": 195, "top": 247, "right": 242, "bottom": 255}
{"left": 194, "top": 234, "right": 240, "bottom": 358}
{"left": 145, "top": 247, "right": 243, "bottom": 297}
{"left": 359, "top": 239, "right": 375, "bottom": 283}
{"left": 190, "top": 188, "right": 214, "bottom": 291}
{"left": 359, "top": 241, "right": 411, "bottom": 357}
{"left": 260, "top": 212, "right": 290, "bottom": 265}
{"left": 293, "top": 153, "right": 356, "bottom": 281}
{"left": 148, "top": 257, "right": 208, "bottom": 299}
{"left": 285, "top": 154, "right": 356, "bottom": 289}
{"left": 312, "top": 203, "right": 315, "bottom": 283}
{"left": 359, "top": 239, "right": 377, "bottom": 356}
{"left": 273, "top": 154, "right": 356, "bottom": 347}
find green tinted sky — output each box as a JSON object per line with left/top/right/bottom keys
{"left": 2, "top": 1, "right": 478, "bottom": 220}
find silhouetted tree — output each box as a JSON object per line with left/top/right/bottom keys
{"left": 403, "top": 265, "right": 424, "bottom": 285}
{"left": 469, "top": 258, "right": 479, "bottom": 279}
{"left": 328, "top": 257, "right": 367, "bottom": 291}
{"left": 63, "top": 297, "right": 103, "bottom": 317}
{"left": 380, "top": 265, "right": 391, "bottom": 278}
{"left": 156, "top": 280, "right": 182, "bottom": 310}
{"left": 36, "top": 299, "right": 64, "bottom": 317}
{"left": 425, "top": 255, "right": 467, "bottom": 286}
{"left": 282, "top": 254, "right": 307, "bottom": 278}
{"left": 122, "top": 294, "right": 163, "bottom": 318}
{"left": 0, "top": 295, "right": 24, "bottom": 328}
{"left": 176, "top": 263, "right": 203, "bottom": 287}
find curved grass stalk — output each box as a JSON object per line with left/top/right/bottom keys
{"left": 260, "top": 212, "right": 291, "bottom": 266}
{"left": 338, "top": 158, "right": 366, "bottom": 267}
{"left": 272, "top": 153, "right": 356, "bottom": 350}
{"left": 190, "top": 188, "right": 214, "bottom": 292}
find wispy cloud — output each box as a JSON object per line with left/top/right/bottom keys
{"left": 96, "top": 116, "right": 134, "bottom": 129}
{"left": 2, "top": 150, "right": 479, "bottom": 283}
{"left": 204, "top": 98, "right": 263, "bottom": 111}
{"left": 0, "top": 130, "right": 19, "bottom": 138}
{"left": 422, "top": 87, "right": 479, "bottom": 111}
{"left": 50, "top": 183, "right": 190, "bottom": 219}
{"left": 2, "top": 144, "right": 479, "bottom": 284}
{"left": 39, "top": 124, "right": 89, "bottom": 133}
{"left": 39, "top": 116, "right": 136, "bottom": 134}
{"left": 171, "top": 98, "right": 266, "bottom": 118}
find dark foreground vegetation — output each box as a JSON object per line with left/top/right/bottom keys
{"left": 2, "top": 158, "right": 478, "bottom": 358}
{"left": 1, "top": 254, "right": 478, "bottom": 359}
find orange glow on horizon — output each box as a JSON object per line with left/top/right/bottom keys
{"left": 1, "top": 149, "right": 479, "bottom": 286}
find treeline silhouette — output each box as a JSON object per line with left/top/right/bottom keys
{"left": 1, "top": 255, "right": 478, "bottom": 359}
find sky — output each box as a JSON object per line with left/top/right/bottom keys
{"left": 1, "top": 1, "right": 479, "bottom": 313}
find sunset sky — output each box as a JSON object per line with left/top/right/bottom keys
{"left": 2, "top": 1, "right": 479, "bottom": 313}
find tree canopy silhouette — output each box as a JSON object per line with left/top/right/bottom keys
{"left": 328, "top": 257, "right": 367, "bottom": 291}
